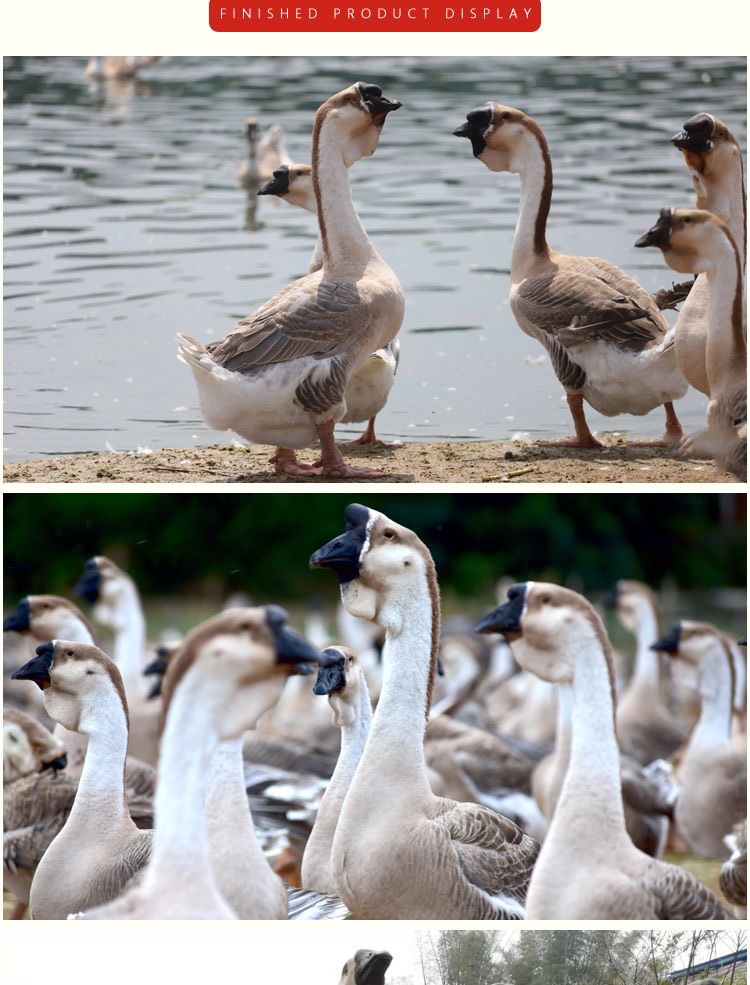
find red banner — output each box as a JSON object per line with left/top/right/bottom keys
{"left": 209, "top": 0, "right": 541, "bottom": 31}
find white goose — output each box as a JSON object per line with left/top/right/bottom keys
{"left": 259, "top": 163, "right": 400, "bottom": 446}
{"left": 310, "top": 504, "right": 539, "bottom": 919}
{"left": 454, "top": 104, "right": 687, "bottom": 448}
{"left": 477, "top": 583, "right": 729, "bottom": 919}
{"left": 238, "top": 118, "right": 292, "bottom": 187}
{"left": 178, "top": 83, "right": 404, "bottom": 479}
{"left": 671, "top": 113, "right": 746, "bottom": 396}
{"left": 84, "top": 57, "right": 159, "bottom": 80}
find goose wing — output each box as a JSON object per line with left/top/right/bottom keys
{"left": 515, "top": 261, "right": 667, "bottom": 352}
{"left": 85, "top": 831, "right": 153, "bottom": 909}
{"left": 437, "top": 800, "right": 539, "bottom": 906}
{"left": 3, "top": 771, "right": 78, "bottom": 872}
{"left": 207, "top": 276, "right": 371, "bottom": 374}
{"left": 640, "top": 861, "right": 730, "bottom": 919}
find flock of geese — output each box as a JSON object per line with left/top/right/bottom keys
{"left": 174, "top": 81, "right": 746, "bottom": 479}
{"left": 3, "top": 504, "right": 746, "bottom": 919}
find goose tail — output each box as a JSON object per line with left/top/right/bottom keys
{"left": 176, "top": 332, "right": 209, "bottom": 370}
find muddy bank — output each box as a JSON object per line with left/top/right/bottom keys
{"left": 4, "top": 438, "right": 726, "bottom": 484}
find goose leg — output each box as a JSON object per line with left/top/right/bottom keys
{"left": 346, "top": 417, "right": 385, "bottom": 447}
{"left": 270, "top": 447, "right": 322, "bottom": 476}
{"left": 662, "top": 401, "right": 684, "bottom": 443}
{"left": 314, "top": 421, "right": 383, "bottom": 478}
{"left": 539, "top": 394, "right": 603, "bottom": 448}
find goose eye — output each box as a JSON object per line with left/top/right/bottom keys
{"left": 684, "top": 217, "right": 691, "bottom": 224}
{"left": 383, "top": 529, "right": 396, "bottom": 540}
{"left": 66, "top": 649, "right": 74, "bottom": 656}
{"left": 85, "top": 669, "right": 94, "bottom": 675}
{"left": 501, "top": 112, "right": 511, "bottom": 120}
{"left": 541, "top": 595, "right": 551, "bottom": 604}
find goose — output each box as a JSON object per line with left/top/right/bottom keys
{"left": 453, "top": 104, "right": 687, "bottom": 448}
{"left": 3, "top": 594, "right": 156, "bottom": 815}
{"left": 238, "top": 118, "right": 292, "bottom": 187}
{"left": 636, "top": 208, "right": 746, "bottom": 480}
{"left": 259, "top": 163, "right": 401, "bottom": 446}
{"left": 73, "top": 606, "right": 319, "bottom": 919}
{"left": 476, "top": 582, "right": 728, "bottom": 918}
{"left": 177, "top": 82, "right": 404, "bottom": 479}
{"left": 530, "top": 685, "right": 676, "bottom": 857}
{"left": 3, "top": 711, "right": 78, "bottom": 918}
{"left": 310, "top": 503, "right": 540, "bottom": 919}
{"left": 652, "top": 621, "right": 747, "bottom": 859}
{"left": 339, "top": 951, "right": 393, "bottom": 985}
{"left": 10, "top": 641, "right": 153, "bottom": 919}
{"left": 719, "top": 818, "right": 747, "bottom": 917}
{"left": 604, "top": 580, "right": 687, "bottom": 764}
{"left": 301, "top": 646, "right": 372, "bottom": 893}
{"left": 84, "top": 57, "right": 159, "bottom": 80}
{"left": 670, "top": 113, "right": 746, "bottom": 396}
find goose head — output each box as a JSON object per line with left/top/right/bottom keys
{"left": 11, "top": 640, "right": 129, "bottom": 735}
{"left": 635, "top": 208, "right": 735, "bottom": 275}
{"left": 3, "top": 595, "right": 93, "bottom": 644}
{"left": 310, "top": 503, "right": 437, "bottom": 631}
{"left": 316, "top": 83, "right": 401, "bottom": 165}
{"left": 258, "top": 163, "right": 315, "bottom": 212}
{"left": 313, "top": 645, "right": 363, "bottom": 727}
{"left": 603, "top": 579, "right": 659, "bottom": 635}
{"left": 3, "top": 706, "right": 68, "bottom": 775}
{"left": 245, "top": 116, "right": 260, "bottom": 152}
{"left": 453, "top": 102, "right": 543, "bottom": 173}
{"left": 142, "top": 640, "right": 181, "bottom": 699}
{"left": 160, "top": 606, "right": 319, "bottom": 738}
{"left": 652, "top": 620, "right": 734, "bottom": 705}
{"left": 74, "top": 556, "right": 138, "bottom": 631}
{"left": 672, "top": 113, "right": 743, "bottom": 196}
{"left": 339, "top": 951, "right": 393, "bottom": 985}
{"left": 476, "top": 582, "right": 610, "bottom": 684}
{"left": 3, "top": 720, "right": 39, "bottom": 783}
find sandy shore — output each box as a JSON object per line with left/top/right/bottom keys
{"left": 4, "top": 438, "right": 727, "bottom": 484}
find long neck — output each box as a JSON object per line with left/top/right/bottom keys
{"left": 690, "top": 642, "right": 734, "bottom": 748}
{"left": 705, "top": 230, "right": 746, "bottom": 385}
{"left": 701, "top": 162, "right": 747, "bottom": 268}
{"left": 630, "top": 598, "right": 662, "bottom": 693}
{"left": 552, "top": 633, "right": 629, "bottom": 853}
{"left": 510, "top": 134, "right": 553, "bottom": 282}
{"left": 145, "top": 671, "right": 221, "bottom": 887}
{"left": 112, "top": 585, "right": 147, "bottom": 698}
{"left": 68, "top": 691, "right": 130, "bottom": 826}
{"left": 313, "top": 121, "right": 374, "bottom": 272}
{"left": 358, "top": 579, "right": 437, "bottom": 802}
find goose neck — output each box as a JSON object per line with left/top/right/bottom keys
{"left": 701, "top": 163, "right": 747, "bottom": 267}
{"left": 510, "top": 136, "right": 553, "bottom": 283}
{"left": 70, "top": 694, "right": 130, "bottom": 821}
{"left": 705, "top": 230, "right": 746, "bottom": 383}
{"left": 690, "top": 642, "right": 734, "bottom": 748}
{"left": 313, "top": 127, "right": 374, "bottom": 272}
{"left": 112, "top": 587, "right": 147, "bottom": 697}
{"left": 631, "top": 600, "right": 662, "bottom": 692}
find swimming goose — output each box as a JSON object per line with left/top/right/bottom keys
{"left": 259, "top": 163, "right": 401, "bottom": 446}
{"left": 604, "top": 580, "right": 687, "bottom": 764}
{"left": 454, "top": 104, "right": 687, "bottom": 448}
{"left": 476, "top": 583, "right": 728, "bottom": 918}
{"left": 719, "top": 818, "right": 747, "bottom": 917}
{"left": 671, "top": 113, "right": 746, "bottom": 396}
{"left": 84, "top": 57, "right": 159, "bottom": 80}
{"left": 301, "top": 647, "right": 372, "bottom": 893}
{"left": 636, "top": 208, "right": 746, "bottom": 479}
{"left": 177, "top": 82, "right": 404, "bottom": 479}
{"left": 652, "top": 621, "right": 746, "bottom": 859}
{"left": 10, "top": 641, "right": 152, "bottom": 919}
{"left": 238, "top": 118, "right": 292, "bottom": 187}
{"left": 310, "top": 504, "right": 539, "bottom": 919}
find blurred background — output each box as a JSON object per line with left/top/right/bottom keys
{"left": 3, "top": 491, "right": 746, "bottom": 638}
{"left": 4, "top": 56, "right": 747, "bottom": 461}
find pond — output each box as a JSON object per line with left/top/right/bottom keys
{"left": 3, "top": 55, "right": 746, "bottom": 461}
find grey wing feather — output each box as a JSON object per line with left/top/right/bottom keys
{"left": 642, "top": 862, "right": 730, "bottom": 919}
{"left": 207, "top": 277, "right": 370, "bottom": 373}
{"left": 83, "top": 831, "right": 153, "bottom": 909}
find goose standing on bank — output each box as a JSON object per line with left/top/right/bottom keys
{"left": 259, "top": 163, "right": 401, "bottom": 446}
{"left": 178, "top": 83, "right": 404, "bottom": 479}
{"left": 476, "top": 583, "right": 728, "bottom": 918}
{"left": 636, "top": 208, "right": 746, "bottom": 479}
{"left": 10, "top": 641, "right": 152, "bottom": 919}
{"left": 453, "top": 104, "right": 687, "bottom": 448}
{"left": 238, "top": 118, "right": 292, "bottom": 187}
{"left": 652, "top": 621, "right": 746, "bottom": 859}
{"left": 310, "top": 504, "right": 539, "bottom": 919}
{"left": 301, "top": 647, "right": 373, "bottom": 893}
{"left": 671, "top": 113, "right": 746, "bottom": 395}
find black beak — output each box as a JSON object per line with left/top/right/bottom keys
{"left": 265, "top": 605, "right": 319, "bottom": 675}
{"left": 475, "top": 583, "right": 527, "bottom": 640}
{"left": 651, "top": 623, "right": 682, "bottom": 655}
{"left": 738, "top": 636, "right": 747, "bottom": 646}
{"left": 603, "top": 583, "right": 620, "bottom": 609}
{"left": 357, "top": 82, "right": 401, "bottom": 125}
{"left": 309, "top": 503, "right": 371, "bottom": 584}
{"left": 635, "top": 208, "right": 673, "bottom": 250}
{"left": 258, "top": 165, "right": 291, "bottom": 197}
{"left": 74, "top": 558, "right": 102, "bottom": 604}
{"left": 672, "top": 112, "right": 715, "bottom": 153}
{"left": 11, "top": 641, "right": 55, "bottom": 690}
{"left": 453, "top": 105, "right": 493, "bottom": 158}
{"left": 143, "top": 653, "right": 169, "bottom": 677}
{"left": 354, "top": 951, "right": 393, "bottom": 985}
{"left": 3, "top": 597, "right": 31, "bottom": 633}
{"left": 313, "top": 647, "right": 347, "bottom": 695}
{"left": 44, "top": 753, "right": 68, "bottom": 772}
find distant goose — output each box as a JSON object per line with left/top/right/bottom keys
{"left": 84, "top": 57, "right": 159, "bottom": 80}
{"left": 178, "top": 82, "right": 404, "bottom": 479}
{"left": 454, "top": 103, "right": 687, "bottom": 448}
{"left": 259, "top": 163, "right": 401, "bottom": 446}
{"left": 238, "top": 118, "right": 292, "bottom": 187}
